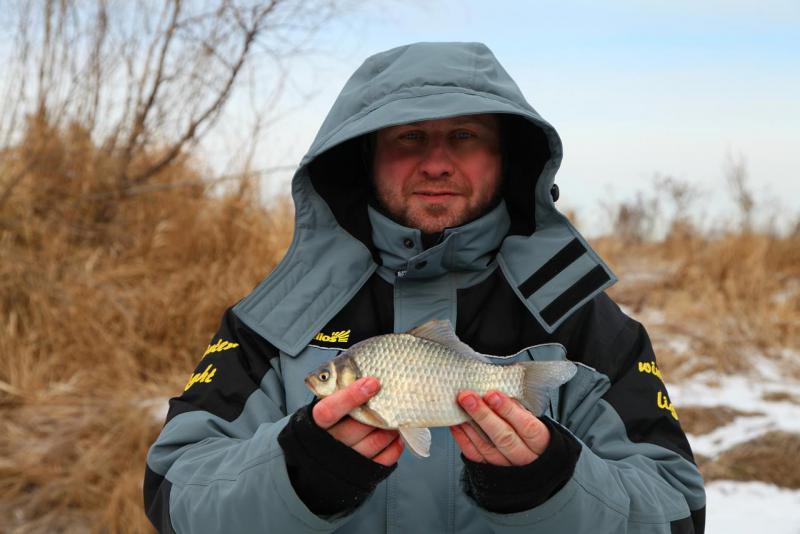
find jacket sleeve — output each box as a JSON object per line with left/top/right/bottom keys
{"left": 473, "top": 295, "right": 706, "bottom": 534}
{"left": 143, "top": 308, "right": 354, "bottom": 534}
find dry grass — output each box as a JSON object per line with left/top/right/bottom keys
{"left": 699, "top": 431, "right": 800, "bottom": 488}
{"left": 761, "top": 391, "right": 800, "bottom": 404}
{"left": 1, "top": 121, "right": 293, "bottom": 533}
{"left": 2, "top": 119, "right": 799, "bottom": 531}
{"left": 678, "top": 406, "right": 764, "bottom": 436}
{"left": 593, "top": 227, "right": 800, "bottom": 379}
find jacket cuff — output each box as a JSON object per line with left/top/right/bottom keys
{"left": 462, "top": 417, "right": 582, "bottom": 514}
{"left": 278, "top": 403, "right": 396, "bottom": 516}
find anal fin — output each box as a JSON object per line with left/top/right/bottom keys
{"left": 399, "top": 427, "right": 431, "bottom": 458}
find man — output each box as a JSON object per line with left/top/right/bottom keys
{"left": 144, "top": 42, "right": 706, "bottom": 533}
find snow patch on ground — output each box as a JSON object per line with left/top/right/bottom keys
{"left": 140, "top": 397, "right": 170, "bottom": 423}
{"left": 667, "top": 360, "right": 800, "bottom": 532}
{"left": 706, "top": 481, "right": 800, "bottom": 533}
{"left": 668, "top": 364, "right": 800, "bottom": 457}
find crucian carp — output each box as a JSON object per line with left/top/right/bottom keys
{"left": 305, "top": 319, "right": 577, "bottom": 457}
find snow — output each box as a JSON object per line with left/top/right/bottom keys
{"left": 668, "top": 362, "right": 800, "bottom": 457}
{"left": 666, "top": 360, "right": 800, "bottom": 533}
{"left": 706, "top": 481, "right": 800, "bottom": 534}
{"left": 140, "top": 396, "right": 170, "bottom": 423}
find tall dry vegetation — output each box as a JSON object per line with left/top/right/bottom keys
{"left": 594, "top": 172, "right": 800, "bottom": 378}
{"left": 0, "top": 1, "right": 347, "bottom": 532}
{"left": 0, "top": 117, "right": 293, "bottom": 532}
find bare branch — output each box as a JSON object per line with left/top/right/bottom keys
{"left": 128, "top": 1, "right": 280, "bottom": 185}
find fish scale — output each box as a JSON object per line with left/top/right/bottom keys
{"left": 351, "top": 334, "right": 525, "bottom": 428}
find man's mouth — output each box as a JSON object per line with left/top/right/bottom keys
{"left": 414, "top": 191, "right": 459, "bottom": 201}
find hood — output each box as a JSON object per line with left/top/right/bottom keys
{"left": 235, "top": 42, "right": 615, "bottom": 356}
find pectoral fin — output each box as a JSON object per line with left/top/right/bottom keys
{"left": 399, "top": 427, "right": 431, "bottom": 458}
{"left": 351, "top": 405, "right": 391, "bottom": 429}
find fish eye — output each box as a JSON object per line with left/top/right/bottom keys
{"left": 318, "top": 369, "right": 331, "bottom": 382}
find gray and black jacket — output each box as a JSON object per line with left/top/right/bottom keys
{"left": 144, "top": 42, "right": 706, "bottom": 533}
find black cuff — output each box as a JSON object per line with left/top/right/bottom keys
{"left": 462, "top": 417, "right": 582, "bottom": 514}
{"left": 277, "top": 403, "right": 397, "bottom": 516}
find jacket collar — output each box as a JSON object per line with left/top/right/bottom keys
{"left": 368, "top": 201, "right": 511, "bottom": 279}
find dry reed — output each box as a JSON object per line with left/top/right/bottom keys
{"left": 594, "top": 226, "right": 800, "bottom": 379}
{"left": 1, "top": 120, "right": 293, "bottom": 533}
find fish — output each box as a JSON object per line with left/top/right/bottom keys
{"left": 305, "top": 319, "right": 577, "bottom": 458}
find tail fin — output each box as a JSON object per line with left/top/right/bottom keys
{"left": 519, "top": 361, "right": 578, "bottom": 415}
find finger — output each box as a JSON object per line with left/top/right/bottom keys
{"left": 312, "top": 377, "right": 380, "bottom": 429}
{"left": 458, "top": 391, "right": 534, "bottom": 466}
{"left": 450, "top": 424, "right": 484, "bottom": 463}
{"left": 459, "top": 418, "right": 511, "bottom": 466}
{"left": 328, "top": 417, "right": 378, "bottom": 447}
{"left": 371, "top": 436, "right": 405, "bottom": 466}
{"left": 485, "top": 391, "right": 549, "bottom": 456}
{"left": 351, "top": 429, "right": 400, "bottom": 459}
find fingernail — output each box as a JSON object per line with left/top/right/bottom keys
{"left": 486, "top": 392, "right": 501, "bottom": 409}
{"left": 461, "top": 394, "right": 478, "bottom": 411}
{"left": 360, "top": 377, "right": 378, "bottom": 395}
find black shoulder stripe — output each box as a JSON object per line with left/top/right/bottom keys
{"left": 164, "top": 307, "right": 280, "bottom": 424}
{"left": 518, "top": 238, "right": 585, "bottom": 298}
{"left": 541, "top": 265, "right": 611, "bottom": 326}
{"left": 144, "top": 465, "right": 177, "bottom": 533}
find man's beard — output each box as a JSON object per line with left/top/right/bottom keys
{"left": 376, "top": 189, "right": 503, "bottom": 233}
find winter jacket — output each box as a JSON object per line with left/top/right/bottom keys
{"left": 144, "top": 41, "right": 706, "bottom": 533}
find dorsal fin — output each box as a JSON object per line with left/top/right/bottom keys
{"left": 406, "top": 320, "right": 490, "bottom": 362}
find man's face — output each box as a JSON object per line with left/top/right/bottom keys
{"left": 372, "top": 114, "right": 503, "bottom": 233}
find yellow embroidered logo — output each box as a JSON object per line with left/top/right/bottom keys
{"left": 202, "top": 339, "right": 239, "bottom": 358}
{"left": 184, "top": 364, "right": 217, "bottom": 392}
{"left": 657, "top": 390, "right": 679, "bottom": 421}
{"left": 314, "top": 329, "right": 351, "bottom": 343}
{"left": 638, "top": 360, "right": 664, "bottom": 383}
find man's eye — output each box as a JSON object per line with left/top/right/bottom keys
{"left": 400, "top": 131, "right": 423, "bottom": 141}
{"left": 453, "top": 130, "right": 474, "bottom": 140}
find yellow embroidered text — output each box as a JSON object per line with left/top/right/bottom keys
{"left": 638, "top": 360, "right": 664, "bottom": 382}
{"left": 203, "top": 339, "right": 239, "bottom": 358}
{"left": 657, "top": 390, "right": 679, "bottom": 421}
{"left": 314, "top": 330, "right": 351, "bottom": 343}
{"left": 184, "top": 364, "right": 217, "bottom": 391}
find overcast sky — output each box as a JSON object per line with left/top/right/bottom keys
{"left": 209, "top": 0, "right": 799, "bottom": 234}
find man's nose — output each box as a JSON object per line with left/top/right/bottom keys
{"left": 418, "top": 139, "right": 454, "bottom": 178}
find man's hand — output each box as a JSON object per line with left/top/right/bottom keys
{"left": 450, "top": 390, "right": 550, "bottom": 466}
{"left": 312, "top": 376, "right": 404, "bottom": 466}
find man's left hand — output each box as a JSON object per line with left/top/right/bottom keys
{"left": 449, "top": 390, "right": 550, "bottom": 466}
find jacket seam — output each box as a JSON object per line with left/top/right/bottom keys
{"left": 172, "top": 450, "right": 284, "bottom": 487}
{"left": 483, "top": 478, "right": 581, "bottom": 527}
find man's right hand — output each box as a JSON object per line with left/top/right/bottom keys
{"left": 311, "top": 376, "right": 404, "bottom": 466}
